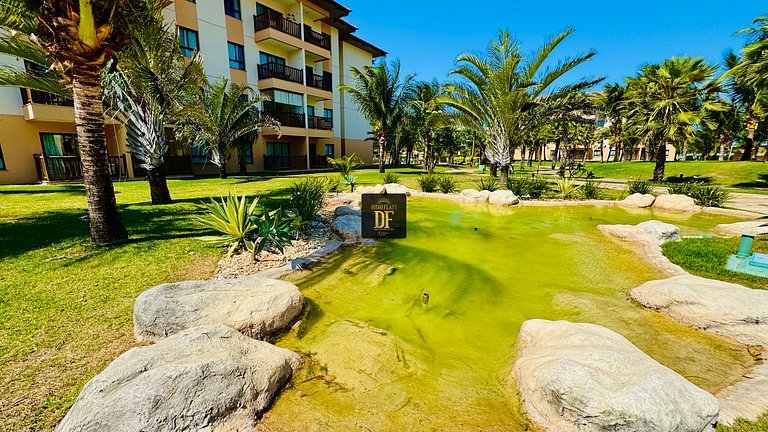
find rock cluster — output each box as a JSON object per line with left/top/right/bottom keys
{"left": 621, "top": 193, "right": 656, "bottom": 208}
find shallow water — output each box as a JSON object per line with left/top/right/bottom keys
{"left": 260, "top": 200, "right": 754, "bottom": 431}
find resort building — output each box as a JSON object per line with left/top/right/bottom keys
{"left": 0, "top": 0, "right": 385, "bottom": 185}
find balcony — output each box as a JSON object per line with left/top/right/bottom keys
{"left": 306, "top": 69, "right": 332, "bottom": 91}
{"left": 20, "top": 88, "right": 73, "bottom": 106}
{"left": 303, "top": 25, "right": 331, "bottom": 50}
{"left": 263, "top": 155, "right": 308, "bottom": 171}
{"left": 33, "top": 154, "right": 127, "bottom": 182}
{"left": 254, "top": 11, "right": 301, "bottom": 39}
{"left": 308, "top": 115, "right": 332, "bottom": 130}
{"left": 309, "top": 154, "right": 330, "bottom": 169}
{"left": 263, "top": 110, "right": 306, "bottom": 128}
{"left": 258, "top": 62, "right": 304, "bottom": 84}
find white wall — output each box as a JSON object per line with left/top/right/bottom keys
{"left": 189, "top": 0, "right": 230, "bottom": 83}
{"left": 339, "top": 42, "right": 374, "bottom": 141}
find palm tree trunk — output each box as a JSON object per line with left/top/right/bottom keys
{"left": 378, "top": 136, "right": 386, "bottom": 173}
{"left": 490, "top": 163, "right": 498, "bottom": 178}
{"left": 653, "top": 142, "right": 667, "bottom": 182}
{"left": 520, "top": 145, "right": 526, "bottom": 170}
{"left": 741, "top": 137, "right": 754, "bottom": 161}
{"left": 499, "top": 165, "right": 509, "bottom": 184}
{"left": 218, "top": 164, "right": 228, "bottom": 179}
{"left": 718, "top": 140, "right": 725, "bottom": 161}
{"left": 551, "top": 143, "right": 559, "bottom": 170}
{"left": 147, "top": 165, "right": 172, "bottom": 205}
{"left": 72, "top": 65, "right": 128, "bottom": 245}
{"left": 238, "top": 155, "right": 247, "bottom": 175}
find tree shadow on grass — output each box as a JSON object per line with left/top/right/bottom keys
{"left": 664, "top": 174, "right": 714, "bottom": 184}
{"left": 0, "top": 184, "right": 86, "bottom": 196}
{"left": 732, "top": 173, "right": 768, "bottom": 189}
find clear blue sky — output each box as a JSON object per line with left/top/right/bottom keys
{"left": 342, "top": 1, "right": 765, "bottom": 87}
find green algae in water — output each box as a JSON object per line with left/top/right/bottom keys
{"left": 260, "top": 201, "right": 755, "bottom": 431}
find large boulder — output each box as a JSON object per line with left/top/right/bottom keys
{"left": 56, "top": 325, "right": 302, "bottom": 432}
{"left": 383, "top": 183, "right": 411, "bottom": 196}
{"left": 621, "top": 193, "right": 656, "bottom": 208}
{"left": 488, "top": 190, "right": 520, "bottom": 206}
{"left": 598, "top": 220, "right": 681, "bottom": 247}
{"left": 134, "top": 277, "right": 303, "bottom": 342}
{"left": 332, "top": 214, "right": 362, "bottom": 243}
{"left": 716, "top": 221, "right": 768, "bottom": 238}
{"left": 512, "top": 319, "right": 720, "bottom": 432}
{"left": 334, "top": 205, "right": 361, "bottom": 217}
{"left": 460, "top": 189, "right": 491, "bottom": 203}
{"left": 653, "top": 194, "right": 698, "bottom": 212}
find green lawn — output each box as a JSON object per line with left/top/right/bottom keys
{"left": 718, "top": 413, "right": 768, "bottom": 432}
{"left": 585, "top": 161, "right": 768, "bottom": 188}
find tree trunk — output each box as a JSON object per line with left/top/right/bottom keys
{"left": 740, "top": 138, "right": 754, "bottom": 161}
{"left": 238, "top": 155, "right": 247, "bottom": 176}
{"left": 378, "top": 136, "right": 386, "bottom": 173}
{"left": 653, "top": 142, "right": 667, "bottom": 182}
{"left": 551, "top": 143, "right": 559, "bottom": 170}
{"left": 499, "top": 165, "right": 509, "bottom": 184}
{"left": 490, "top": 163, "right": 498, "bottom": 178}
{"left": 147, "top": 165, "right": 173, "bottom": 205}
{"left": 71, "top": 65, "right": 128, "bottom": 246}
{"left": 424, "top": 137, "right": 433, "bottom": 173}
{"left": 520, "top": 145, "right": 526, "bottom": 170}
{"left": 718, "top": 140, "right": 725, "bottom": 161}
{"left": 218, "top": 164, "right": 228, "bottom": 179}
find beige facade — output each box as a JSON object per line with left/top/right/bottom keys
{"left": 0, "top": 0, "right": 384, "bottom": 185}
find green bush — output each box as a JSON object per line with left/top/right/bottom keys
{"left": 579, "top": 180, "right": 604, "bottom": 200}
{"left": 688, "top": 184, "right": 731, "bottom": 208}
{"left": 323, "top": 175, "right": 343, "bottom": 194}
{"left": 251, "top": 208, "right": 296, "bottom": 259}
{"left": 195, "top": 193, "right": 260, "bottom": 255}
{"left": 627, "top": 178, "right": 655, "bottom": 195}
{"left": 555, "top": 178, "right": 578, "bottom": 200}
{"left": 418, "top": 174, "right": 441, "bottom": 192}
{"left": 382, "top": 172, "right": 400, "bottom": 184}
{"left": 288, "top": 177, "right": 326, "bottom": 229}
{"left": 438, "top": 175, "right": 458, "bottom": 193}
{"left": 506, "top": 177, "right": 550, "bottom": 199}
{"left": 343, "top": 174, "right": 357, "bottom": 192}
{"left": 667, "top": 182, "right": 693, "bottom": 195}
{"left": 475, "top": 177, "right": 500, "bottom": 192}
{"left": 328, "top": 154, "right": 364, "bottom": 176}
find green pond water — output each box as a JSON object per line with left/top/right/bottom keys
{"left": 260, "top": 200, "right": 754, "bottom": 431}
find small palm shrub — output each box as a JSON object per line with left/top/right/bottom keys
{"left": 475, "top": 177, "right": 500, "bottom": 192}
{"left": 555, "top": 178, "right": 579, "bottom": 200}
{"left": 328, "top": 154, "right": 364, "bottom": 176}
{"left": 437, "top": 175, "right": 458, "bottom": 193}
{"left": 382, "top": 172, "right": 400, "bottom": 184}
{"left": 289, "top": 177, "right": 326, "bottom": 229}
{"left": 627, "top": 178, "right": 655, "bottom": 195}
{"left": 196, "top": 193, "right": 260, "bottom": 255}
{"left": 688, "top": 184, "right": 731, "bottom": 208}
{"left": 251, "top": 208, "right": 296, "bottom": 260}
{"left": 418, "top": 174, "right": 441, "bottom": 192}
{"left": 506, "top": 177, "right": 550, "bottom": 199}
{"left": 579, "top": 180, "right": 604, "bottom": 200}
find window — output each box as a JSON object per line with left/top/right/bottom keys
{"left": 324, "top": 144, "right": 334, "bottom": 157}
{"left": 40, "top": 133, "right": 79, "bottom": 156}
{"left": 224, "top": 0, "right": 241, "bottom": 19}
{"left": 228, "top": 42, "right": 245, "bottom": 70}
{"left": 324, "top": 109, "right": 333, "bottom": 119}
{"left": 266, "top": 142, "right": 290, "bottom": 156}
{"left": 550, "top": 150, "right": 556, "bottom": 158}
{"left": 191, "top": 145, "right": 209, "bottom": 165}
{"left": 0, "top": 144, "right": 5, "bottom": 170}
{"left": 593, "top": 150, "right": 602, "bottom": 158}
{"left": 239, "top": 145, "right": 253, "bottom": 164}
{"left": 178, "top": 27, "right": 199, "bottom": 57}
{"left": 307, "top": 106, "right": 315, "bottom": 117}
{"left": 608, "top": 149, "right": 616, "bottom": 159}
{"left": 259, "top": 52, "right": 285, "bottom": 65}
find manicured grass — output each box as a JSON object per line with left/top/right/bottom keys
{"left": 585, "top": 161, "right": 768, "bottom": 188}
{"left": 718, "top": 413, "right": 768, "bottom": 432}
{"left": 662, "top": 236, "right": 768, "bottom": 291}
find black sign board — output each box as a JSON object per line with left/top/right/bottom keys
{"left": 361, "top": 193, "right": 407, "bottom": 239}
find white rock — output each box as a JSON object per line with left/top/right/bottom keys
{"left": 598, "top": 220, "right": 681, "bottom": 247}
{"left": 488, "top": 190, "right": 520, "bottom": 206}
{"left": 715, "top": 221, "right": 768, "bottom": 238}
{"left": 622, "top": 193, "right": 656, "bottom": 208}
{"left": 133, "top": 277, "right": 304, "bottom": 342}
{"left": 331, "top": 215, "right": 362, "bottom": 243}
{"left": 653, "top": 194, "right": 698, "bottom": 212}
{"left": 334, "top": 205, "right": 361, "bottom": 217}
{"left": 460, "top": 189, "right": 491, "bottom": 202}
{"left": 513, "top": 319, "right": 720, "bottom": 432}
{"left": 383, "top": 183, "right": 411, "bottom": 196}
{"left": 56, "top": 325, "right": 301, "bottom": 432}
{"left": 357, "top": 184, "right": 385, "bottom": 195}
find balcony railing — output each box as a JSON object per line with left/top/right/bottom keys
{"left": 309, "top": 154, "right": 330, "bottom": 169}
{"left": 263, "top": 154, "right": 308, "bottom": 171}
{"left": 254, "top": 11, "right": 301, "bottom": 39}
{"left": 34, "top": 154, "right": 127, "bottom": 182}
{"left": 263, "top": 110, "right": 306, "bottom": 128}
{"left": 20, "top": 88, "right": 73, "bottom": 106}
{"left": 131, "top": 155, "right": 194, "bottom": 177}
{"left": 306, "top": 69, "right": 332, "bottom": 91}
{"left": 303, "top": 25, "right": 331, "bottom": 50}
{"left": 258, "top": 62, "right": 304, "bottom": 84}
{"left": 308, "top": 115, "right": 332, "bottom": 130}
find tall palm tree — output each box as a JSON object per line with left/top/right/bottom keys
{"left": 625, "top": 57, "right": 722, "bottom": 181}
{"left": 735, "top": 15, "right": 768, "bottom": 87}
{"left": 410, "top": 80, "right": 447, "bottom": 173}
{"left": 103, "top": 5, "right": 205, "bottom": 204}
{"left": 339, "top": 60, "right": 415, "bottom": 173}
{"left": 725, "top": 51, "right": 768, "bottom": 161}
{"left": 175, "top": 78, "right": 278, "bottom": 179}
{"left": 443, "top": 29, "right": 598, "bottom": 184}
{"left": 593, "top": 83, "right": 628, "bottom": 161}
{"left": 0, "top": 0, "right": 159, "bottom": 244}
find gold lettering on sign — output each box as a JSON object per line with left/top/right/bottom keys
{"left": 374, "top": 210, "right": 395, "bottom": 229}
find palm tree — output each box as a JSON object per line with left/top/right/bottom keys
{"left": 625, "top": 57, "right": 722, "bottom": 181}
{"left": 725, "top": 51, "right": 768, "bottom": 161}
{"left": 593, "top": 83, "right": 628, "bottom": 161}
{"left": 410, "top": 80, "right": 447, "bottom": 173}
{"left": 0, "top": 0, "right": 159, "bottom": 244}
{"left": 175, "top": 78, "right": 279, "bottom": 179}
{"left": 443, "top": 29, "right": 598, "bottom": 184}
{"left": 339, "top": 60, "right": 415, "bottom": 173}
{"left": 735, "top": 15, "right": 768, "bottom": 87}
{"left": 103, "top": 5, "right": 205, "bottom": 204}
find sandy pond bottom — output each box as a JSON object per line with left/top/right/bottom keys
{"left": 257, "top": 200, "right": 755, "bottom": 431}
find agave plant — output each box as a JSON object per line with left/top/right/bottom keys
{"left": 251, "top": 208, "right": 297, "bottom": 260}
{"left": 343, "top": 175, "right": 357, "bottom": 192}
{"left": 555, "top": 178, "right": 579, "bottom": 200}
{"left": 196, "top": 193, "right": 260, "bottom": 255}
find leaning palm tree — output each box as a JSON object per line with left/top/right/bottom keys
{"left": 175, "top": 78, "right": 279, "bottom": 179}
{"left": 625, "top": 57, "right": 722, "bottom": 181}
{"left": 410, "top": 80, "right": 447, "bottom": 173}
{"left": 0, "top": 0, "right": 160, "bottom": 244}
{"left": 339, "top": 60, "right": 415, "bottom": 173}
{"left": 443, "top": 29, "right": 598, "bottom": 184}
{"left": 103, "top": 5, "right": 205, "bottom": 204}
{"left": 735, "top": 15, "right": 768, "bottom": 87}
{"left": 724, "top": 51, "right": 768, "bottom": 161}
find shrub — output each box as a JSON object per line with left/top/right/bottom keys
{"left": 323, "top": 175, "right": 343, "bottom": 194}
{"left": 475, "top": 177, "right": 500, "bottom": 192}
{"left": 328, "top": 154, "right": 364, "bottom": 176}
{"left": 418, "top": 174, "right": 440, "bottom": 192}
{"left": 688, "top": 184, "right": 731, "bottom": 208}
{"left": 555, "top": 178, "right": 579, "bottom": 200}
{"left": 382, "top": 172, "right": 400, "bottom": 184}
{"left": 343, "top": 174, "right": 357, "bottom": 192}
{"left": 627, "top": 178, "right": 655, "bottom": 195}
{"left": 251, "top": 208, "right": 296, "bottom": 260}
{"left": 288, "top": 177, "right": 326, "bottom": 229}
{"left": 667, "top": 182, "right": 693, "bottom": 195}
{"left": 506, "top": 177, "right": 550, "bottom": 199}
{"left": 579, "top": 180, "right": 604, "bottom": 200}
{"left": 196, "top": 193, "right": 259, "bottom": 255}
{"left": 437, "top": 175, "right": 458, "bottom": 193}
